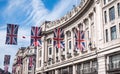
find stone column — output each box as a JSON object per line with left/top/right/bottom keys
{"left": 71, "top": 29, "right": 74, "bottom": 57}
{"left": 73, "top": 65, "right": 76, "bottom": 74}
{"left": 98, "top": 55, "right": 106, "bottom": 74}
{"left": 65, "top": 31, "right": 68, "bottom": 60}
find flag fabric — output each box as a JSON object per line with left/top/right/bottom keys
{"left": 4, "top": 65, "right": 8, "bottom": 73}
{"left": 4, "top": 55, "right": 11, "bottom": 66}
{"left": 75, "top": 30, "right": 85, "bottom": 51}
{"left": 17, "top": 56, "right": 22, "bottom": 66}
{"left": 29, "top": 56, "right": 33, "bottom": 68}
{"left": 12, "top": 66, "right": 16, "bottom": 74}
{"left": 53, "top": 28, "right": 64, "bottom": 48}
{"left": 5, "top": 24, "right": 19, "bottom": 45}
{"left": 31, "top": 27, "right": 42, "bottom": 46}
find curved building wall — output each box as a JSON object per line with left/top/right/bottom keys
{"left": 36, "top": 0, "right": 120, "bottom": 74}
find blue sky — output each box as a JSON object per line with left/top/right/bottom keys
{"left": 0, "top": 0, "right": 80, "bottom": 72}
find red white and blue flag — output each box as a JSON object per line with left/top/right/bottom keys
{"left": 5, "top": 24, "right": 19, "bottom": 45}
{"left": 12, "top": 66, "right": 16, "bottom": 74}
{"left": 75, "top": 30, "right": 85, "bottom": 51}
{"left": 17, "top": 56, "right": 22, "bottom": 66}
{"left": 53, "top": 28, "right": 64, "bottom": 48}
{"left": 31, "top": 27, "right": 42, "bottom": 46}
{"left": 4, "top": 65, "right": 8, "bottom": 73}
{"left": 4, "top": 55, "right": 11, "bottom": 66}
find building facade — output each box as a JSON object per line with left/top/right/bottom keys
{"left": 13, "top": 46, "right": 36, "bottom": 74}
{"left": 35, "top": 0, "right": 120, "bottom": 74}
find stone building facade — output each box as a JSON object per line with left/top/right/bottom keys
{"left": 35, "top": 0, "right": 120, "bottom": 74}
{"left": 13, "top": 46, "right": 36, "bottom": 74}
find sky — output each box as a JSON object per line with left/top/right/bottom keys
{"left": 0, "top": 0, "right": 80, "bottom": 72}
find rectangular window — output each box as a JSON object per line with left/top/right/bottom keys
{"left": 109, "top": 54, "right": 120, "bottom": 69}
{"left": 56, "top": 48, "right": 58, "bottom": 53}
{"left": 111, "top": 26, "right": 117, "bottom": 40}
{"left": 118, "top": 3, "right": 120, "bottom": 16}
{"left": 104, "top": 11, "right": 107, "bottom": 23}
{"left": 109, "top": 6, "right": 115, "bottom": 21}
{"left": 104, "top": 0, "right": 106, "bottom": 4}
{"left": 83, "top": 62, "right": 90, "bottom": 73}
{"left": 49, "top": 47, "right": 52, "bottom": 55}
{"left": 108, "top": 0, "right": 111, "bottom": 2}
{"left": 105, "top": 29, "right": 108, "bottom": 42}
{"left": 69, "top": 41, "right": 71, "bottom": 49}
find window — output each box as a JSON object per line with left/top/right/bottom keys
{"left": 69, "top": 41, "right": 71, "bottom": 49}
{"left": 83, "top": 62, "right": 90, "bottom": 73}
{"left": 111, "top": 26, "right": 117, "bottom": 40}
{"left": 104, "top": 0, "right": 106, "bottom": 4}
{"left": 49, "top": 48, "right": 52, "bottom": 55}
{"left": 109, "top": 6, "right": 115, "bottom": 21}
{"left": 56, "top": 48, "right": 58, "bottom": 53}
{"left": 118, "top": 3, "right": 120, "bottom": 16}
{"left": 109, "top": 54, "right": 120, "bottom": 69}
{"left": 69, "top": 66, "right": 73, "bottom": 74}
{"left": 104, "top": 11, "right": 107, "bottom": 23}
{"left": 108, "top": 0, "right": 111, "bottom": 2}
{"left": 105, "top": 29, "right": 108, "bottom": 42}
{"left": 77, "top": 64, "right": 81, "bottom": 74}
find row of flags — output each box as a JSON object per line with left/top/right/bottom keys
{"left": 5, "top": 24, "right": 85, "bottom": 51}
{"left": 3, "top": 24, "right": 85, "bottom": 73}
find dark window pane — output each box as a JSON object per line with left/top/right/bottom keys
{"left": 109, "top": 6, "right": 115, "bottom": 21}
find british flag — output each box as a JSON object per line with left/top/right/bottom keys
{"left": 4, "top": 55, "right": 11, "bottom": 66}
{"left": 31, "top": 27, "right": 42, "bottom": 46}
{"left": 12, "top": 66, "right": 16, "bottom": 74}
{"left": 75, "top": 30, "right": 85, "bottom": 51}
{"left": 5, "top": 24, "right": 19, "bottom": 45}
{"left": 53, "top": 28, "right": 64, "bottom": 48}
{"left": 17, "top": 56, "right": 22, "bottom": 66}
{"left": 4, "top": 65, "right": 8, "bottom": 73}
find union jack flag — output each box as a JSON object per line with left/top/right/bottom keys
{"left": 75, "top": 30, "right": 85, "bottom": 51}
{"left": 4, "top": 65, "right": 8, "bottom": 73}
{"left": 29, "top": 56, "right": 33, "bottom": 68}
{"left": 31, "top": 27, "right": 42, "bottom": 46}
{"left": 4, "top": 55, "right": 11, "bottom": 66}
{"left": 5, "top": 24, "right": 19, "bottom": 45}
{"left": 53, "top": 28, "right": 64, "bottom": 48}
{"left": 17, "top": 56, "right": 22, "bottom": 66}
{"left": 12, "top": 66, "right": 16, "bottom": 74}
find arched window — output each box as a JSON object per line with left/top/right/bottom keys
{"left": 78, "top": 23, "right": 83, "bottom": 31}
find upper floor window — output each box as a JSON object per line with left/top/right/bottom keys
{"left": 69, "top": 41, "right": 71, "bottom": 49}
{"left": 67, "top": 31, "right": 71, "bottom": 38}
{"left": 56, "top": 48, "right": 58, "bottom": 53}
{"left": 105, "top": 29, "right": 108, "bottom": 42}
{"left": 104, "top": 0, "right": 107, "bottom": 4}
{"left": 84, "top": 19, "right": 89, "bottom": 29}
{"left": 108, "top": 0, "right": 111, "bottom": 2}
{"left": 118, "top": 3, "right": 120, "bottom": 17}
{"left": 49, "top": 47, "right": 52, "bottom": 55}
{"left": 47, "top": 39, "right": 52, "bottom": 44}
{"left": 111, "top": 26, "right": 117, "bottom": 40}
{"left": 104, "top": 11, "right": 107, "bottom": 23}
{"left": 109, "top": 6, "right": 115, "bottom": 21}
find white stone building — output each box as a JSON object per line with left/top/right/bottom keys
{"left": 13, "top": 46, "right": 36, "bottom": 74}
{"left": 35, "top": 0, "right": 120, "bottom": 74}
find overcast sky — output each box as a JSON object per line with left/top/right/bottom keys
{"left": 0, "top": 0, "right": 80, "bottom": 72}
